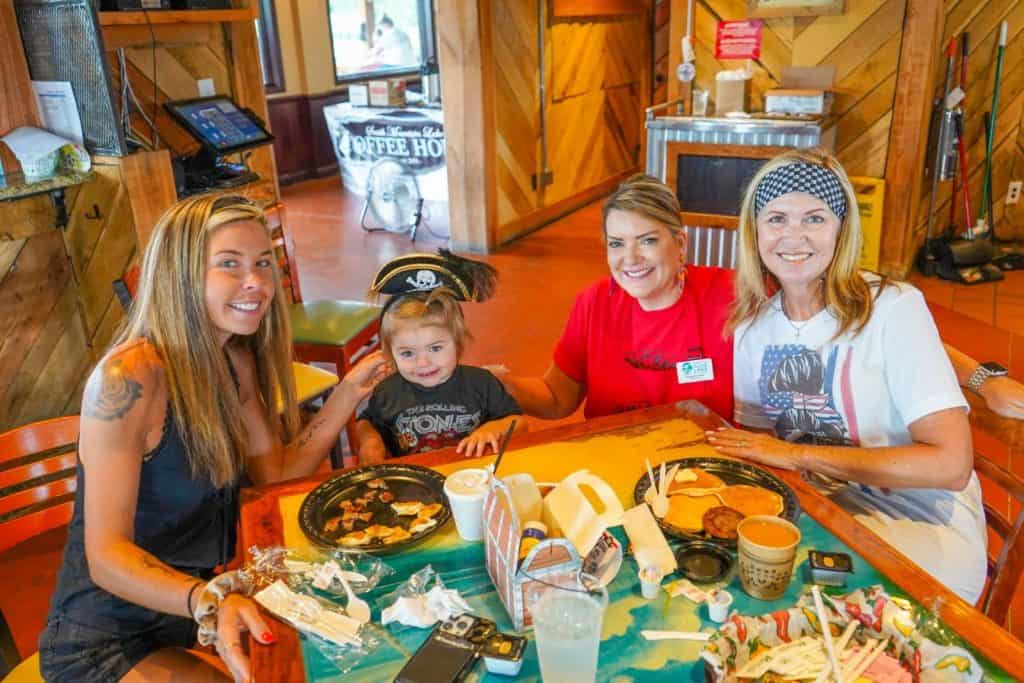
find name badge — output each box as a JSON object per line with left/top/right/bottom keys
{"left": 676, "top": 358, "right": 714, "bottom": 384}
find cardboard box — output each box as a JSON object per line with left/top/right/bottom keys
{"left": 765, "top": 66, "right": 835, "bottom": 115}
{"left": 349, "top": 83, "right": 369, "bottom": 107}
{"left": 368, "top": 79, "right": 406, "bottom": 107}
{"left": 715, "top": 76, "right": 751, "bottom": 114}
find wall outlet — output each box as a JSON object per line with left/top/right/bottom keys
{"left": 1007, "top": 180, "right": 1023, "bottom": 205}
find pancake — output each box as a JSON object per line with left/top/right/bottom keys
{"left": 667, "top": 467, "right": 726, "bottom": 494}
{"left": 717, "top": 484, "right": 784, "bottom": 518}
{"left": 664, "top": 493, "right": 721, "bottom": 532}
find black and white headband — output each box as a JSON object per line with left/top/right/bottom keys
{"left": 753, "top": 162, "right": 847, "bottom": 220}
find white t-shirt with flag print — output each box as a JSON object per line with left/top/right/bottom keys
{"left": 733, "top": 277, "right": 987, "bottom": 603}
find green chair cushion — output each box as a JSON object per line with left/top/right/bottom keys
{"left": 289, "top": 300, "right": 381, "bottom": 346}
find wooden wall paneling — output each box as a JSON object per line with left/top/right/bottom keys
{"left": 102, "top": 23, "right": 221, "bottom": 50}
{"left": 308, "top": 90, "right": 350, "bottom": 177}
{"left": 837, "top": 110, "right": 892, "bottom": 177}
{"left": 0, "top": 230, "right": 73, "bottom": 429}
{"left": 652, "top": 0, "right": 670, "bottom": 104}
{"left": 0, "top": 195, "right": 58, "bottom": 240}
{"left": 830, "top": 29, "right": 902, "bottom": 116}
{"left": 63, "top": 165, "right": 122, "bottom": 285}
{"left": 877, "top": 0, "right": 942, "bottom": 275}
{"left": 76, "top": 185, "right": 136, "bottom": 337}
{"left": 13, "top": 295, "right": 92, "bottom": 427}
{"left": 4, "top": 284, "right": 82, "bottom": 426}
{"left": 268, "top": 95, "right": 315, "bottom": 185}
{"left": 0, "top": 0, "right": 40, "bottom": 133}
{"left": 119, "top": 150, "right": 178, "bottom": 250}
{"left": 551, "top": 0, "right": 648, "bottom": 16}
{"left": 551, "top": 20, "right": 608, "bottom": 100}
{"left": 791, "top": 0, "right": 890, "bottom": 67}
{"left": 437, "top": 0, "right": 496, "bottom": 252}
{"left": 833, "top": 72, "right": 897, "bottom": 148}
{"left": 227, "top": 21, "right": 280, "bottom": 201}
{"left": 492, "top": 0, "right": 540, "bottom": 228}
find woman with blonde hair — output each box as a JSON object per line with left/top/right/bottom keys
{"left": 706, "top": 148, "right": 988, "bottom": 601}
{"left": 490, "top": 173, "right": 736, "bottom": 421}
{"left": 39, "top": 195, "right": 386, "bottom": 682}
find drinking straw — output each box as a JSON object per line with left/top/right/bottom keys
{"left": 491, "top": 419, "right": 517, "bottom": 475}
{"left": 812, "top": 585, "right": 842, "bottom": 683}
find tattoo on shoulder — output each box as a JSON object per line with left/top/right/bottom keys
{"left": 84, "top": 359, "right": 144, "bottom": 421}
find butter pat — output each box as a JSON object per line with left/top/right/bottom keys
{"left": 621, "top": 504, "right": 677, "bottom": 576}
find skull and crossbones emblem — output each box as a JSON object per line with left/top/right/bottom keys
{"left": 406, "top": 269, "right": 440, "bottom": 291}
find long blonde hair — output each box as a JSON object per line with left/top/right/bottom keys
{"left": 115, "top": 195, "right": 299, "bottom": 487}
{"left": 726, "top": 149, "right": 883, "bottom": 339}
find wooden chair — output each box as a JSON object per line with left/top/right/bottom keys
{"left": 974, "top": 452, "right": 1024, "bottom": 625}
{"left": 266, "top": 203, "right": 381, "bottom": 461}
{"left": 0, "top": 416, "right": 79, "bottom": 680}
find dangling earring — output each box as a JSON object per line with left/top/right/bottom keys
{"left": 677, "top": 252, "right": 687, "bottom": 290}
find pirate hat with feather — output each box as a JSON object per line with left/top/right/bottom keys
{"left": 369, "top": 249, "right": 498, "bottom": 304}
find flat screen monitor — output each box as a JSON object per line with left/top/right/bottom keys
{"left": 676, "top": 154, "right": 766, "bottom": 216}
{"left": 165, "top": 96, "right": 274, "bottom": 155}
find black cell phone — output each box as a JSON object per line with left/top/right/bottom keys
{"left": 393, "top": 622, "right": 480, "bottom": 683}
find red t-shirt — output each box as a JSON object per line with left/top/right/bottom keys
{"left": 553, "top": 266, "right": 735, "bottom": 420}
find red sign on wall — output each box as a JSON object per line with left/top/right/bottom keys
{"left": 715, "top": 20, "right": 763, "bottom": 60}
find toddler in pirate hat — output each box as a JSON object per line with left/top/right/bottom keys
{"left": 355, "top": 250, "right": 526, "bottom": 463}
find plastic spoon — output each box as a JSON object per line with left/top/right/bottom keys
{"left": 337, "top": 573, "right": 371, "bottom": 624}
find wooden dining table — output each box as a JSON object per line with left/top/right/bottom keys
{"left": 240, "top": 401, "right": 1024, "bottom": 681}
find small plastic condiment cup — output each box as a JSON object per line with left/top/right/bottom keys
{"left": 706, "top": 588, "right": 733, "bottom": 623}
{"left": 639, "top": 565, "right": 663, "bottom": 600}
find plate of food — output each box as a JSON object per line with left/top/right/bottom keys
{"left": 632, "top": 457, "right": 800, "bottom": 546}
{"left": 299, "top": 463, "right": 451, "bottom": 553}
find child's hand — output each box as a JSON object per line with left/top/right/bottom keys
{"left": 456, "top": 429, "right": 500, "bottom": 458}
{"left": 358, "top": 444, "right": 387, "bottom": 465}
{"left": 341, "top": 351, "right": 392, "bottom": 401}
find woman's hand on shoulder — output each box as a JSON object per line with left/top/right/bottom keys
{"left": 339, "top": 351, "right": 392, "bottom": 402}
{"left": 979, "top": 375, "right": 1024, "bottom": 420}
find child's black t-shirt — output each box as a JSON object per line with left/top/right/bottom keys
{"left": 358, "top": 365, "right": 522, "bottom": 456}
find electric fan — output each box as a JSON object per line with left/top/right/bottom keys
{"left": 360, "top": 159, "right": 425, "bottom": 240}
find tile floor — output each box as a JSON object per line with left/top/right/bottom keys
{"left": 4, "top": 176, "right": 1024, "bottom": 660}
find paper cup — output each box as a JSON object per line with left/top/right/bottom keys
{"left": 444, "top": 468, "right": 490, "bottom": 541}
{"left": 736, "top": 515, "right": 802, "bottom": 600}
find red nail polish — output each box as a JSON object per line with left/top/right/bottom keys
{"left": 262, "top": 631, "right": 276, "bottom": 643}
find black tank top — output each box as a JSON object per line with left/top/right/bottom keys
{"left": 47, "top": 375, "right": 242, "bottom": 632}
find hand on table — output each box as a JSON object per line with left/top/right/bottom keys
{"left": 979, "top": 375, "right": 1024, "bottom": 420}
{"left": 214, "top": 594, "right": 275, "bottom": 683}
{"left": 456, "top": 428, "right": 501, "bottom": 458}
{"left": 340, "top": 351, "right": 392, "bottom": 402}
{"left": 705, "top": 427, "right": 801, "bottom": 471}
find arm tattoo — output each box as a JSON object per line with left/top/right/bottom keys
{"left": 84, "top": 359, "right": 143, "bottom": 421}
{"left": 297, "top": 418, "right": 324, "bottom": 448}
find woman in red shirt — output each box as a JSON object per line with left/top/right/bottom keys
{"left": 494, "top": 174, "right": 736, "bottom": 420}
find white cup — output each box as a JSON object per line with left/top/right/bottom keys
{"left": 639, "top": 565, "right": 662, "bottom": 600}
{"left": 706, "top": 589, "right": 733, "bottom": 623}
{"left": 443, "top": 468, "right": 490, "bottom": 541}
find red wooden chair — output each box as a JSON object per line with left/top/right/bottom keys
{"left": 0, "top": 416, "right": 79, "bottom": 680}
{"left": 0, "top": 416, "right": 79, "bottom": 554}
{"left": 974, "top": 452, "right": 1024, "bottom": 626}
{"left": 266, "top": 203, "right": 381, "bottom": 461}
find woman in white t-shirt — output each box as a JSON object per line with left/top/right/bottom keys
{"left": 706, "top": 149, "right": 987, "bottom": 602}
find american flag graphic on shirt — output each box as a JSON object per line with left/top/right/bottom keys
{"left": 758, "top": 343, "right": 858, "bottom": 446}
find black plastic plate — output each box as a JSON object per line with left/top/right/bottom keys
{"left": 633, "top": 456, "right": 801, "bottom": 547}
{"left": 299, "top": 463, "right": 451, "bottom": 554}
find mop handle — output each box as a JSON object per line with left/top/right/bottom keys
{"left": 981, "top": 21, "right": 1008, "bottom": 219}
